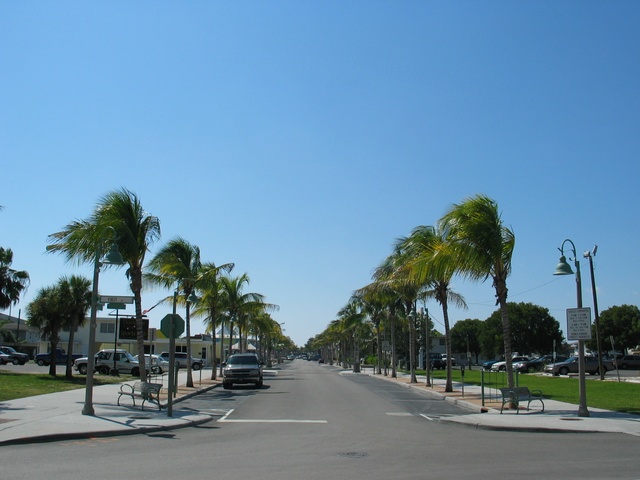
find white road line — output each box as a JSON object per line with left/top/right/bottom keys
{"left": 218, "top": 419, "right": 328, "bottom": 424}
{"left": 385, "top": 412, "right": 413, "bottom": 416}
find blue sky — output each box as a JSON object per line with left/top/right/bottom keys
{"left": 2, "top": 2, "right": 639, "bottom": 347}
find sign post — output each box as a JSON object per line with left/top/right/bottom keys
{"left": 162, "top": 292, "right": 184, "bottom": 417}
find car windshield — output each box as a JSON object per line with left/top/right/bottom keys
{"left": 227, "top": 355, "right": 258, "bottom": 365}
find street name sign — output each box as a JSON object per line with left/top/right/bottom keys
{"left": 100, "top": 295, "right": 134, "bottom": 304}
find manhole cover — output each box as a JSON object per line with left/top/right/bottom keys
{"left": 337, "top": 452, "right": 369, "bottom": 458}
{"left": 559, "top": 418, "right": 583, "bottom": 421}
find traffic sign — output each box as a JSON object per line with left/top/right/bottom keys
{"left": 100, "top": 295, "right": 134, "bottom": 304}
{"left": 160, "top": 313, "right": 185, "bottom": 338}
{"left": 566, "top": 307, "right": 592, "bottom": 341}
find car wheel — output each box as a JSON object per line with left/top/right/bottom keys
{"left": 527, "top": 367, "right": 536, "bottom": 374}
{"left": 98, "top": 365, "right": 110, "bottom": 375}
{"left": 152, "top": 366, "right": 162, "bottom": 374}
{"left": 11, "top": 358, "right": 19, "bottom": 365}
{"left": 36, "top": 359, "right": 45, "bottom": 366}
{"left": 192, "top": 363, "right": 201, "bottom": 371}
{"left": 131, "top": 367, "right": 140, "bottom": 377}
{"left": 499, "top": 365, "right": 506, "bottom": 371}
{"left": 223, "top": 382, "right": 231, "bottom": 389}
{"left": 620, "top": 363, "right": 628, "bottom": 370}
{"left": 559, "top": 367, "right": 569, "bottom": 375}
{"left": 78, "top": 364, "right": 88, "bottom": 374}
{"left": 256, "top": 378, "right": 263, "bottom": 388}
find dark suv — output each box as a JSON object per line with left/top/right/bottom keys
{"left": 222, "top": 353, "right": 264, "bottom": 389}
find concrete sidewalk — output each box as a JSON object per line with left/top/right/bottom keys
{"left": 2, "top": 366, "right": 640, "bottom": 446}
{"left": 0, "top": 369, "right": 220, "bottom": 446}
{"left": 363, "top": 368, "right": 640, "bottom": 436}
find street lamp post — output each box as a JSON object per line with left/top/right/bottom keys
{"left": 554, "top": 238, "right": 589, "bottom": 417}
{"left": 584, "top": 246, "right": 604, "bottom": 381}
{"left": 82, "top": 229, "right": 125, "bottom": 416}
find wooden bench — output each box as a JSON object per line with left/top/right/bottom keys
{"left": 499, "top": 386, "right": 545, "bottom": 414}
{"left": 117, "top": 381, "right": 163, "bottom": 410}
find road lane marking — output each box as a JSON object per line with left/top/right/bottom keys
{"left": 218, "top": 419, "right": 328, "bottom": 423}
{"left": 385, "top": 412, "right": 413, "bottom": 416}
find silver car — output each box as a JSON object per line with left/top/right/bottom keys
{"left": 544, "top": 356, "right": 613, "bottom": 376}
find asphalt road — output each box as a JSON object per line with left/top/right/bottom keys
{"left": 2, "top": 361, "right": 640, "bottom": 480}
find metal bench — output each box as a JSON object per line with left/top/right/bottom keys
{"left": 499, "top": 386, "right": 545, "bottom": 414}
{"left": 117, "top": 381, "right": 163, "bottom": 410}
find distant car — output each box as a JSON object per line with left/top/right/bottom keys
{"left": 491, "top": 356, "right": 530, "bottom": 372}
{"left": 135, "top": 354, "right": 169, "bottom": 374}
{"left": 614, "top": 354, "right": 640, "bottom": 370}
{"left": 482, "top": 357, "right": 504, "bottom": 371}
{"left": 514, "top": 355, "right": 568, "bottom": 373}
{"left": 0, "top": 353, "right": 10, "bottom": 365}
{"left": 158, "top": 352, "right": 203, "bottom": 370}
{"left": 441, "top": 355, "right": 456, "bottom": 367}
{"left": 544, "top": 356, "right": 613, "bottom": 376}
{"left": 74, "top": 349, "right": 141, "bottom": 376}
{"left": 0, "top": 346, "right": 29, "bottom": 365}
{"left": 222, "top": 353, "right": 264, "bottom": 389}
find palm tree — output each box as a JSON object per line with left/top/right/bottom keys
{"left": 58, "top": 275, "right": 92, "bottom": 378}
{"left": 219, "top": 273, "right": 267, "bottom": 358}
{"left": 439, "top": 195, "right": 516, "bottom": 387}
{"left": 145, "top": 237, "right": 202, "bottom": 388}
{"left": 0, "top": 247, "right": 29, "bottom": 310}
{"left": 0, "top": 318, "right": 15, "bottom": 343}
{"left": 337, "top": 298, "right": 368, "bottom": 371}
{"left": 26, "top": 285, "right": 65, "bottom": 376}
{"left": 353, "top": 288, "right": 388, "bottom": 374}
{"left": 191, "top": 261, "right": 234, "bottom": 380}
{"left": 47, "top": 188, "right": 161, "bottom": 379}
{"left": 401, "top": 225, "right": 467, "bottom": 392}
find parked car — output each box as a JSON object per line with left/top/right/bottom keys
{"left": 74, "top": 349, "right": 141, "bottom": 376}
{"left": 441, "top": 355, "right": 456, "bottom": 367}
{"left": 158, "top": 352, "right": 203, "bottom": 370}
{"left": 514, "top": 355, "right": 568, "bottom": 373}
{"left": 426, "top": 353, "right": 446, "bottom": 370}
{"left": 222, "top": 353, "right": 264, "bottom": 389}
{"left": 544, "top": 356, "right": 614, "bottom": 376}
{"left": 482, "top": 357, "right": 505, "bottom": 371}
{"left": 491, "top": 356, "right": 530, "bottom": 372}
{"left": 0, "top": 352, "right": 10, "bottom": 365}
{"left": 35, "top": 348, "right": 83, "bottom": 366}
{"left": 0, "top": 346, "right": 29, "bottom": 365}
{"left": 134, "top": 354, "right": 169, "bottom": 374}
{"left": 614, "top": 354, "right": 640, "bottom": 370}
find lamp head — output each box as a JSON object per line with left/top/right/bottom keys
{"left": 554, "top": 255, "right": 574, "bottom": 276}
{"left": 103, "top": 243, "right": 125, "bottom": 265}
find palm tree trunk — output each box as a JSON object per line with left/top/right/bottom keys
{"left": 185, "top": 302, "right": 193, "bottom": 388}
{"left": 442, "top": 302, "right": 453, "bottom": 392}
{"left": 496, "top": 280, "right": 514, "bottom": 388}
{"left": 65, "top": 319, "right": 77, "bottom": 379}
{"left": 210, "top": 315, "right": 217, "bottom": 380}
{"left": 391, "top": 308, "right": 397, "bottom": 378}
{"left": 131, "top": 273, "right": 147, "bottom": 382}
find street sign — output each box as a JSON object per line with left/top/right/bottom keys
{"left": 100, "top": 295, "right": 134, "bottom": 304}
{"left": 160, "top": 313, "right": 185, "bottom": 338}
{"left": 381, "top": 341, "right": 390, "bottom": 352}
{"left": 107, "top": 302, "right": 127, "bottom": 310}
{"left": 566, "top": 307, "right": 592, "bottom": 341}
